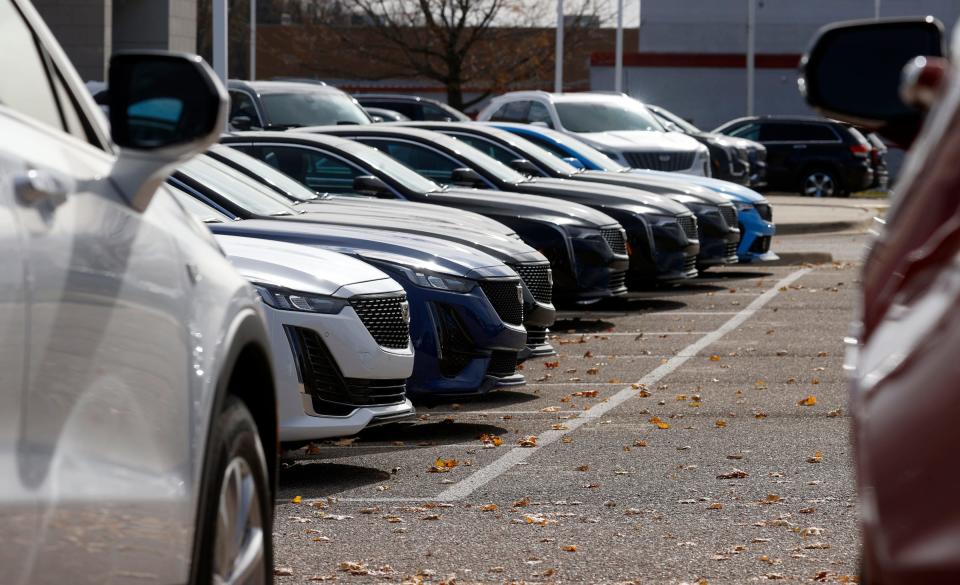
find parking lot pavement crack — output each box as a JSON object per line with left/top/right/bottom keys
{"left": 432, "top": 268, "right": 812, "bottom": 503}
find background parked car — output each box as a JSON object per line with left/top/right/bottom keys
{"left": 865, "top": 132, "right": 890, "bottom": 189}
{"left": 366, "top": 107, "right": 410, "bottom": 122}
{"left": 477, "top": 91, "right": 711, "bottom": 176}
{"left": 0, "top": 1, "right": 277, "bottom": 583}
{"left": 713, "top": 115, "right": 874, "bottom": 197}
{"left": 228, "top": 79, "right": 372, "bottom": 130}
{"left": 647, "top": 103, "right": 760, "bottom": 186}
{"left": 216, "top": 235, "right": 417, "bottom": 444}
{"left": 355, "top": 93, "right": 471, "bottom": 121}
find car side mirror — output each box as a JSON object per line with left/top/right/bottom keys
{"left": 230, "top": 115, "right": 253, "bottom": 131}
{"left": 353, "top": 175, "right": 394, "bottom": 198}
{"left": 800, "top": 17, "right": 944, "bottom": 145}
{"left": 108, "top": 52, "right": 227, "bottom": 212}
{"left": 562, "top": 157, "right": 586, "bottom": 170}
{"left": 508, "top": 158, "right": 541, "bottom": 176}
{"left": 450, "top": 167, "right": 485, "bottom": 187}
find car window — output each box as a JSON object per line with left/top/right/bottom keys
{"left": 361, "top": 139, "right": 461, "bottom": 183}
{"left": 260, "top": 92, "right": 370, "bottom": 127}
{"left": 229, "top": 91, "right": 260, "bottom": 125}
{"left": 526, "top": 102, "right": 554, "bottom": 128}
{"left": 366, "top": 100, "right": 420, "bottom": 119}
{"left": 759, "top": 123, "right": 838, "bottom": 142}
{"left": 248, "top": 144, "right": 364, "bottom": 193}
{"left": 207, "top": 145, "right": 320, "bottom": 202}
{"left": 490, "top": 101, "right": 530, "bottom": 122}
{"left": 554, "top": 99, "right": 663, "bottom": 133}
{"left": 0, "top": 0, "right": 71, "bottom": 132}
{"left": 422, "top": 104, "right": 454, "bottom": 121}
{"left": 727, "top": 124, "right": 759, "bottom": 140}
{"left": 451, "top": 134, "right": 519, "bottom": 165}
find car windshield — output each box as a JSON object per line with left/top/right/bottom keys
{"left": 496, "top": 133, "right": 583, "bottom": 175}
{"left": 653, "top": 107, "right": 701, "bottom": 134}
{"left": 207, "top": 145, "right": 324, "bottom": 203}
{"left": 555, "top": 99, "right": 664, "bottom": 133}
{"left": 168, "top": 184, "right": 234, "bottom": 222}
{"left": 260, "top": 92, "right": 371, "bottom": 127}
{"left": 442, "top": 135, "right": 530, "bottom": 183}
{"left": 337, "top": 139, "right": 444, "bottom": 193}
{"left": 519, "top": 128, "right": 627, "bottom": 172}
{"left": 180, "top": 157, "right": 300, "bottom": 217}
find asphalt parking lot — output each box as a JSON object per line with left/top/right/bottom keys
{"left": 273, "top": 230, "right": 868, "bottom": 584}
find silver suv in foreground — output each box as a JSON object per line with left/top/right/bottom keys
{"left": 1, "top": 1, "right": 277, "bottom": 583}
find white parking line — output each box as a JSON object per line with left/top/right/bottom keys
{"left": 433, "top": 268, "right": 812, "bottom": 502}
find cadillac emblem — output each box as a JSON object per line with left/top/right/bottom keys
{"left": 400, "top": 301, "right": 411, "bottom": 325}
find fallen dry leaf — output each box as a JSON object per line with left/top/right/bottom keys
{"left": 518, "top": 436, "right": 538, "bottom": 447}
{"left": 709, "top": 355, "right": 722, "bottom": 362}
{"left": 428, "top": 458, "right": 458, "bottom": 473}
{"left": 275, "top": 567, "right": 294, "bottom": 576}
{"left": 826, "top": 408, "right": 843, "bottom": 418}
{"left": 575, "top": 464, "right": 589, "bottom": 472}
{"left": 586, "top": 367, "right": 599, "bottom": 375}
{"left": 480, "top": 504, "right": 497, "bottom": 512}
{"left": 561, "top": 545, "right": 577, "bottom": 552}
{"left": 807, "top": 451, "right": 823, "bottom": 463}
{"left": 333, "top": 437, "right": 356, "bottom": 447}
{"left": 513, "top": 497, "right": 531, "bottom": 507}
{"left": 707, "top": 503, "right": 723, "bottom": 510}
{"left": 291, "top": 496, "right": 302, "bottom": 504}
{"left": 715, "top": 419, "right": 728, "bottom": 428}
{"left": 479, "top": 434, "right": 504, "bottom": 447}
{"left": 649, "top": 416, "right": 670, "bottom": 430}
{"left": 572, "top": 390, "right": 599, "bottom": 398}
{"left": 798, "top": 395, "right": 817, "bottom": 407}
{"left": 544, "top": 361, "right": 560, "bottom": 369}
{"left": 634, "top": 440, "right": 648, "bottom": 447}
{"left": 717, "top": 469, "right": 750, "bottom": 480}
{"left": 799, "top": 508, "right": 816, "bottom": 514}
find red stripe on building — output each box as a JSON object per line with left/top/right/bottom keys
{"left": 590, "top": 52, "right": 801, "bottom": 69}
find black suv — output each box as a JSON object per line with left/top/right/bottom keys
{"left": 714, "top": 116, "right": 874, "bottom": 197}
{"left": 354, "top": 94, "right": 470, "bottom": 122}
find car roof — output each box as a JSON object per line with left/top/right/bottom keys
{"left": 228, "top": 79, "right": 345, "bottom": 96}
{"left": 355, "top": 94, "right": 431, "bottom": 104}
{"left": 297, "top": 124, "right": 470, "bottom": 151}
{"left": 223, "top": 130, "right": 360, "bottom": 150}
{"left": 490, "top": 90, "right": 637, "bottom": 104}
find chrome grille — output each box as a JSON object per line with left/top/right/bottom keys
{"left": 287, "top": 326, "right": 406, "bottom": 415}
{"left": 719, "top": 205, "right": 738, "bottom": 230}
{"left": 754, "top": 203, "right": 772, "bottom": 221}
{"left": 623, "top": 151, "right": 695, "bottom": 172}
{"left": 350, "top": 293, "right": 410, "bottom": 349}
{"left": 600, "top": 227, "right": 628, "bottom": 255}
{"left": 677, "top": 215, "right": 698, "bottom": 240}
{"left": 479, "top": 279, "right": 524, "bottom": 326}
{"left": 725, "top": 242, "right": 739, "bottom": 258}
{"left": 512, "top": 263, "right": 553, "bottom": 305}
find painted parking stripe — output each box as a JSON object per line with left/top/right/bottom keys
{"left": 433, "top": 268, "right": 812, "bottom": 502}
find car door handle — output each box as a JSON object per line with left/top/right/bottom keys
{"left": 792, "top": 144, "right": 808, "bottom": 149}
{"left": 14, "top": 169, "right": 70, "bottom": 208}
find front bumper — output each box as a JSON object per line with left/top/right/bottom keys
{"left": 264, "top": 303, "right": 416, "bottom": 443}
{"left": 623, "top": 213, "right": 699, "bottom": 284}
{"left": 404, "top": 280, "right": 528, "bottom": 397}
{"left": 552, "top": 229, "right": 629, "bottom": 305}
{"left": 694, "top": 208, "right": 741, "bottom": 268}
{"left": 737, "top": 205, "right": 778, "bottom": 263}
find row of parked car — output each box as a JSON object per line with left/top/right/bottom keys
{"left": 347, "top": 90, "right": 890, "bottom": 197}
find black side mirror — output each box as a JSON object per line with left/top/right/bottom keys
{"left": 450, "top": 167, "right": 485, "bottom": 187}
{"left": 107, "top": 51, "right": 227, "bottom": 212}
{"left": 230, "top": 115, "right": 253, "bottom": 131}
{"left": 800, "top": 17, "right": 944, "bottom": 141}
{"left": 353, "top": 175, "right": 393, "bottom": 198}
{"left": 508, "top": 158, "right": 542, "bottom": 176}
{"left": 109, "top": 52, "right": 225, "bottom": 150}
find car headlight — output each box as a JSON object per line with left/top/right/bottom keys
{"left": 368, "top": 260, "right": 476, "bottom": 293}
{"left": 253, "top": 283, "right": 347, "bottom": 314}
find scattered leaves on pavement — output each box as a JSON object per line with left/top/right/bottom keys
{"left": 428, "top": 458, "right": 458, "bottom": 473}
{"left": 798, "top": 395, "right": 818, "bottom": 406}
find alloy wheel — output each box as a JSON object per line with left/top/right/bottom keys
{"left": 803, "top": 172, "right": 835, "bottom": 197}
{"left": 213, "top": 457, "right": 266, "bottom": 585}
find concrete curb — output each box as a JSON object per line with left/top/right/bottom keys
{"left": 774, "top": 204, "right": 885, "bottom": 235}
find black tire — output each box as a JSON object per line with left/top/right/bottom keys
{"left": 191, "top": 397, "right": 273, "bottom": 585}
{"left": 799, "top": 168, "right": 839, "bottom": 198}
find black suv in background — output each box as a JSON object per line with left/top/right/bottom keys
{"left": 713, "top": 116, "right": 874, "bottom": 197}
{"left": 354, "top": 94, "right": 470, "bottom": 122}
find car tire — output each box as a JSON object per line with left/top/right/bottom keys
{"left": 800, "top": 169, "right": 838, "bottom": 198}
{"left": 191, "top": 397, "right": 273, "bottom": 585}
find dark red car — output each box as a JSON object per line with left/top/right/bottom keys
{"left": 801, "top": 16, "right": 958, "bottom": 585}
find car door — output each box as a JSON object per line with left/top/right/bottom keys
{"left": 755, "top": 122, "right": 796, "bottom": 188}
{"left": 0, "top": 146, "right": 32, "bottom": 584}
{"left": 358, "top": 137, "right": 479, "bottom": 185}
{"left": 239, "top": 143, "right": 377, "bottom": 195}
{"left": 3, "top": 3, "right": 195, "bottom": 583}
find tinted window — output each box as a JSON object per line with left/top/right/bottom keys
{"left": 207, "top": 145, "right": 320, "bottom": 202}
{"left": 249, "top": 144, "right": 363, "bottom": 193}
{"left": 422, "top": 104, "right": 453, "bottom": 121}
{"left": 229, "top": 91, "right": 260, "bottom": 125}
{"left": 451, "top": 134, "right": 519, "bottom": 165}
{"left": 759, "top": 123, "right": 838, "bottom": 142}
{"left": 0, "top": 0, "right": 66, "bottom": 131}
{"left": 554, "top": 99, "right": 663, "bottom": 132}
{"left": 260, "top": 92, "right": 370, "bottom": 127}
{"left": 490, "top": 101, "right": 530, "bottom": 122}
{"left": 364, "top": 100, "right": 420, "bottom": 119}
{"left": 361, "top": 139, "right": 461, "bottom": 183}
{"left": 727, "top": 123, "right": 759, "bottom": 140}
{"left": 526, "top": 102, "right": 554, "bottom": 128}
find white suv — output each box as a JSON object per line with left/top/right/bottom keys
{"left": 215, "top": 235, "right": 417, "bottom": 443}
{"left": 478, "top": 91, "right": 711, "bottom": 176}
{"left": 1, "top": 1, "right": 277, "bottom": 583}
